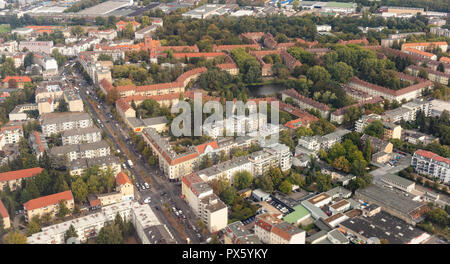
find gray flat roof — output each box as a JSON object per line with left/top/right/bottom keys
{"left": 355, "top": 185, "right": 424, "bottom": 215}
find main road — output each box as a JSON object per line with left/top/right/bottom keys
{"left": 70, "top": 68, "right": 204, "bottom": 244}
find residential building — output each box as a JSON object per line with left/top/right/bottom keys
{"left": 196, "top": 156, "right": 252, "bottom": 184}
{"left": 402, "top": 129, "right": 437, "bottom": 145}
{"left": 61, "top": 127, "right": 102, "bottom": 145}
{"left": 383, "top": 100, "right": 431, "bottom": 123}
{"left": 0, "top": 199, "right": 10, "bottom": 229}
{"left": 33, "top": 53, "right": 58, "bottom": 76}
{"left": 0, "top": 167, "right": 43, "bottom": 191}
{"left": 18, "top": 41, "right": 53, "bottom": 54}
{"left": 29, "top": 131, "right": 48, "bottom": 158}
{"left": 181, "top": 173, "right": 228, "bottom": 232}
{"left": 23, "top": 190, "right": 74, "bottom": 222}
{"left": 282, "top": 89, "right": 330, "bottom": 118}
{"left": 40, "top": 112, "right": 93, "bottom": 137}
{"left": 411, "top": 150, "right": 450, "bottom": 184}
{"left": 255, "top": 214, "right": 305, "bottom": 244}
{"left": 50, "top": 140, "right": 111, "bottom": 163}
{"left": 347, "top": 76, "right": 433, "bottom": 102}
{"left": 401, "top": 42, "right": 448, "bottom": 53}
{"left": 224, "top": 221, "right": 261, "bottom": 244}
{"left": 297, "top": 128, "right": 351, "bottom": 153}
{"left": 406, "top": 65, "right": 449, "bottom": 85}
{"left": 1, "top": 121, "right": 24, "bottom": 144}
{"left": 142, "top": 128, "right": 199, "bottom": 180}
{"left": 429, "top": 99, "right": 450, "bottom": 117}
{"left": 68, "top": 155, "right": 121, "bottom": 177}
{"left": 2, "top": 76, "right": 31, "bottom": 89}
{"left": 64, "top": 90, "right": 84, "bottom": 112}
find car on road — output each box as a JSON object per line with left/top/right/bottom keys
{"left": 144, "top": 182, "right": 150, "bottom": 189}
{"left": 144, "top": 197, "right": 151, "bottom": 204}
{"left": 141, "top": 183, "right": 146, "bottom": 190}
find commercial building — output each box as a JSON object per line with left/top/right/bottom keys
{"left": 61, "top": 127, "right": 102, "bottom": 145}
{"left": 23, "top": 190, "right": 74, "bottom": 222}
{"left": 282, "top": 204, "right": 311, "bottom": 225}
{"left": 126, "top": 116, "right": 168, "bottom": 133}
{"left": 339, "top": 210, "right": 430, "bottom": 244}
{"left": 0, "top": 167, "right": 43, "bottom": 191}
{"left": 40, "top": 112, "right": 93, "bottom": 137}
{"left": 354, "top": 184, "right": 429, "bottom": 225}
{"left": 411, "top": 150, "right": 450, "bottom": 184}
{"left": 380, "top": 174, "right": 415, "bottom": 193}
{"left": 255, "top": 213, "right": 305, "bottom": 244}
{"left": 182, "top": 4, "right": 238, "bottom": 19}
{"left": 8, "top": 103, "right": 38, "bottom": 121}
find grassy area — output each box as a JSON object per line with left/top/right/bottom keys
{"left": 0, "top": 24, "right": 11, "bottom": 33}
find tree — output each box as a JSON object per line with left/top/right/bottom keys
{"left": 233, "top": 171, "right": 252, "bottom": 190}
{"left": 57, "top": 200, "right": 71, "bottom": 219}
{"left": 268, "top": 167, "right": 283, "bottom": 188}
{"left": 306, "top": 65, "right": 330, "bottom": 83}
{"left": 199, "top": 155, "right": 213, "bottom": 170}
{"left": 437, "top": 63, "right": 444, "bottom": 73}
{"left": 330, "top": 62, "right": 353, "bottom": 83}
{"left": 64, "top": 224, "right": 78, "bottom": 243}
{"left": 348, "top": 177, "right": 367, "bottom": 192}
{"left": 97, "top": 224, "right": 123, "bottom": 244}
{"left": 364, "top": 120, "right": 384, "bottom": 138}
{"left": 363, "top": 139, "right": 373, "bottom": 163}
{"left": 332, "top": 156, "right": 350, "bottom": 173}
{"left": 220, "top": 186, "right": 236, "bottom": 205}
{"left": 315, "top": 173, "right": 332, "bottom": 192}
{"left": 425, "top": 208, "right": 448, "bottom": 227}
{"left": 418, "top": 68, "right": 428, "bottom": 79}
{"left": 351, "top": 159, "right": 367, "bottom": 176}
{"left": 106, "top": 87, "right": 119, "bottom": 105}
{"left": 278, "top": 180, "right": 292, "bottom": 194}
{"left": 55, "top": 98, "right": 68, "bottom": 112}
{"left": 26, "top": 216, "right": 41, "bottom": 236}
{"left": 3, "top": 231, "right": 27, "bottom": 244}
{"left": 72, "top": 177, "right": 88, "bottom": 203}
{"left": 255, "top": 174, "right": 274, "bottom": 193}
{"left": 71, "top": 25, "right": 84, "bottom": 38}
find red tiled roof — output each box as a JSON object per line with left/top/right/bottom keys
{"left": 338, "top": 37, "right": 369, "bottom": 45}
{"left": 349, "top": 76, "right": 432, "bottom": 97}
{"left": 33, "top": 131, "right": 45, "bottom": 153}
{"left": 196, "top": 141, "right": 219, "bottom": 155}
{"left": 172, "top": 52, "right": 225, "bottom": 59}
{"left": 213, "top": 44, "right": 260, "bottom": 52}
{"left": 440, "top": 57, "right": 450, "bottom": 64}
{"left": 181, "top": 172, "right": 203, "bottom": 190}
{"left": 2, "top": 76, "right": 32, "bottom": 83}
{"left": 124, "top": 93, "right": 181, "bottom": 103}
{"left": 159, "top": 45, "right": 199, "bottom": 53}
{"left": 402, "top": 42, "right": 447, "bottom": 48}
{"left": 0, "top": 167, "right": 43, "bottom": 183}
{"left": 0, "top": 199, "right": 9, "bottom": 218}
{"left": 116, "top": 172, "right": 132, "bottom": 186}
{"left": 116, "top": 98, "right": 132, "bottom": 112}
{"left": 405, "top": 48, "right": 435, "bottom": 58}
{"left": 415, "top": 149, "right": 450, "bottom": 166}
{"left": 283, "top": 89, "right": 330, "bottom": 112}
{"left": 24, "top": 190, "right": 73, "bottom": 211}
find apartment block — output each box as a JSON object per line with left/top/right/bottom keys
{"left": 0, "top": 199, "right": 10, "bottom": 229}
{"left": 68, "top": 155, "right": 121, "bottom": 177}
{"left": 383, "top": 100, "right": 431, "bottom": 123}
{"left": 196, "top": 156, "right": 252, "bottom": 185}
{"left": 61, "top": 127, "right": 102, "bottom": 145}
{"left": 411, "top": 150, "right": 450, "bottom": 184}
{"left": 50, "top": 140, "right": 111, "bottom": 163}
{"left": 23, "top": 190, "right": 74, "bottom": 221}
{"left": 255, "top": 213, "right": 305, "bottom": 244}
{"left": 40, "top": 112, "right": 93, "bottom": 137}
{"left": 0, "top": 167, "right": 43, "bottom": 191}
{"left": 181, "top": 173, "right": 228, "bottom": 233}
{"left": 1, "top": 121, "right": 24, "bottom": 144}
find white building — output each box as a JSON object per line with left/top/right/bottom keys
{"left": 1, "top": 121, "right": 24, "bottom": 144}
{"left": 61, "top": 127, "right": 102, "bottom": 145}
{"left": 383, "top": 100, "right": 431, "bottom": 123}
{"left": 40, "top": 112, "right": 93, "bottom": 137}
{"left": 196, "top": 156, "right": 252, "bottom": 185}
{"left": 411, "top": 150, "right": 450, "bottom": 184}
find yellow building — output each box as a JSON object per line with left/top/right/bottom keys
{"left": 23, "top": 190, "right": 74, "bottom": 221}
{"left": 0, "top": 199, "right": 11, "bottom": 229}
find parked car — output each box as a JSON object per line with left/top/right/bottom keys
{"left": 144, "top": 182, "right": 150, "bottom": 189}
{"left": 144, "top": 197, "right": 151, "bottom": 204}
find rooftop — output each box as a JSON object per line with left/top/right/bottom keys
{"left": 24, "top": 190, "right": 73, "bottom": 211}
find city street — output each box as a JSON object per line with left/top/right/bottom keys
{"left": 71, "top": 67, "right": 203, "bottom": 244}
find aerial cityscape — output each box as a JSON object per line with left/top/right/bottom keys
{"left": 0, "top": 0, "right": 448, "bottom": 247}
